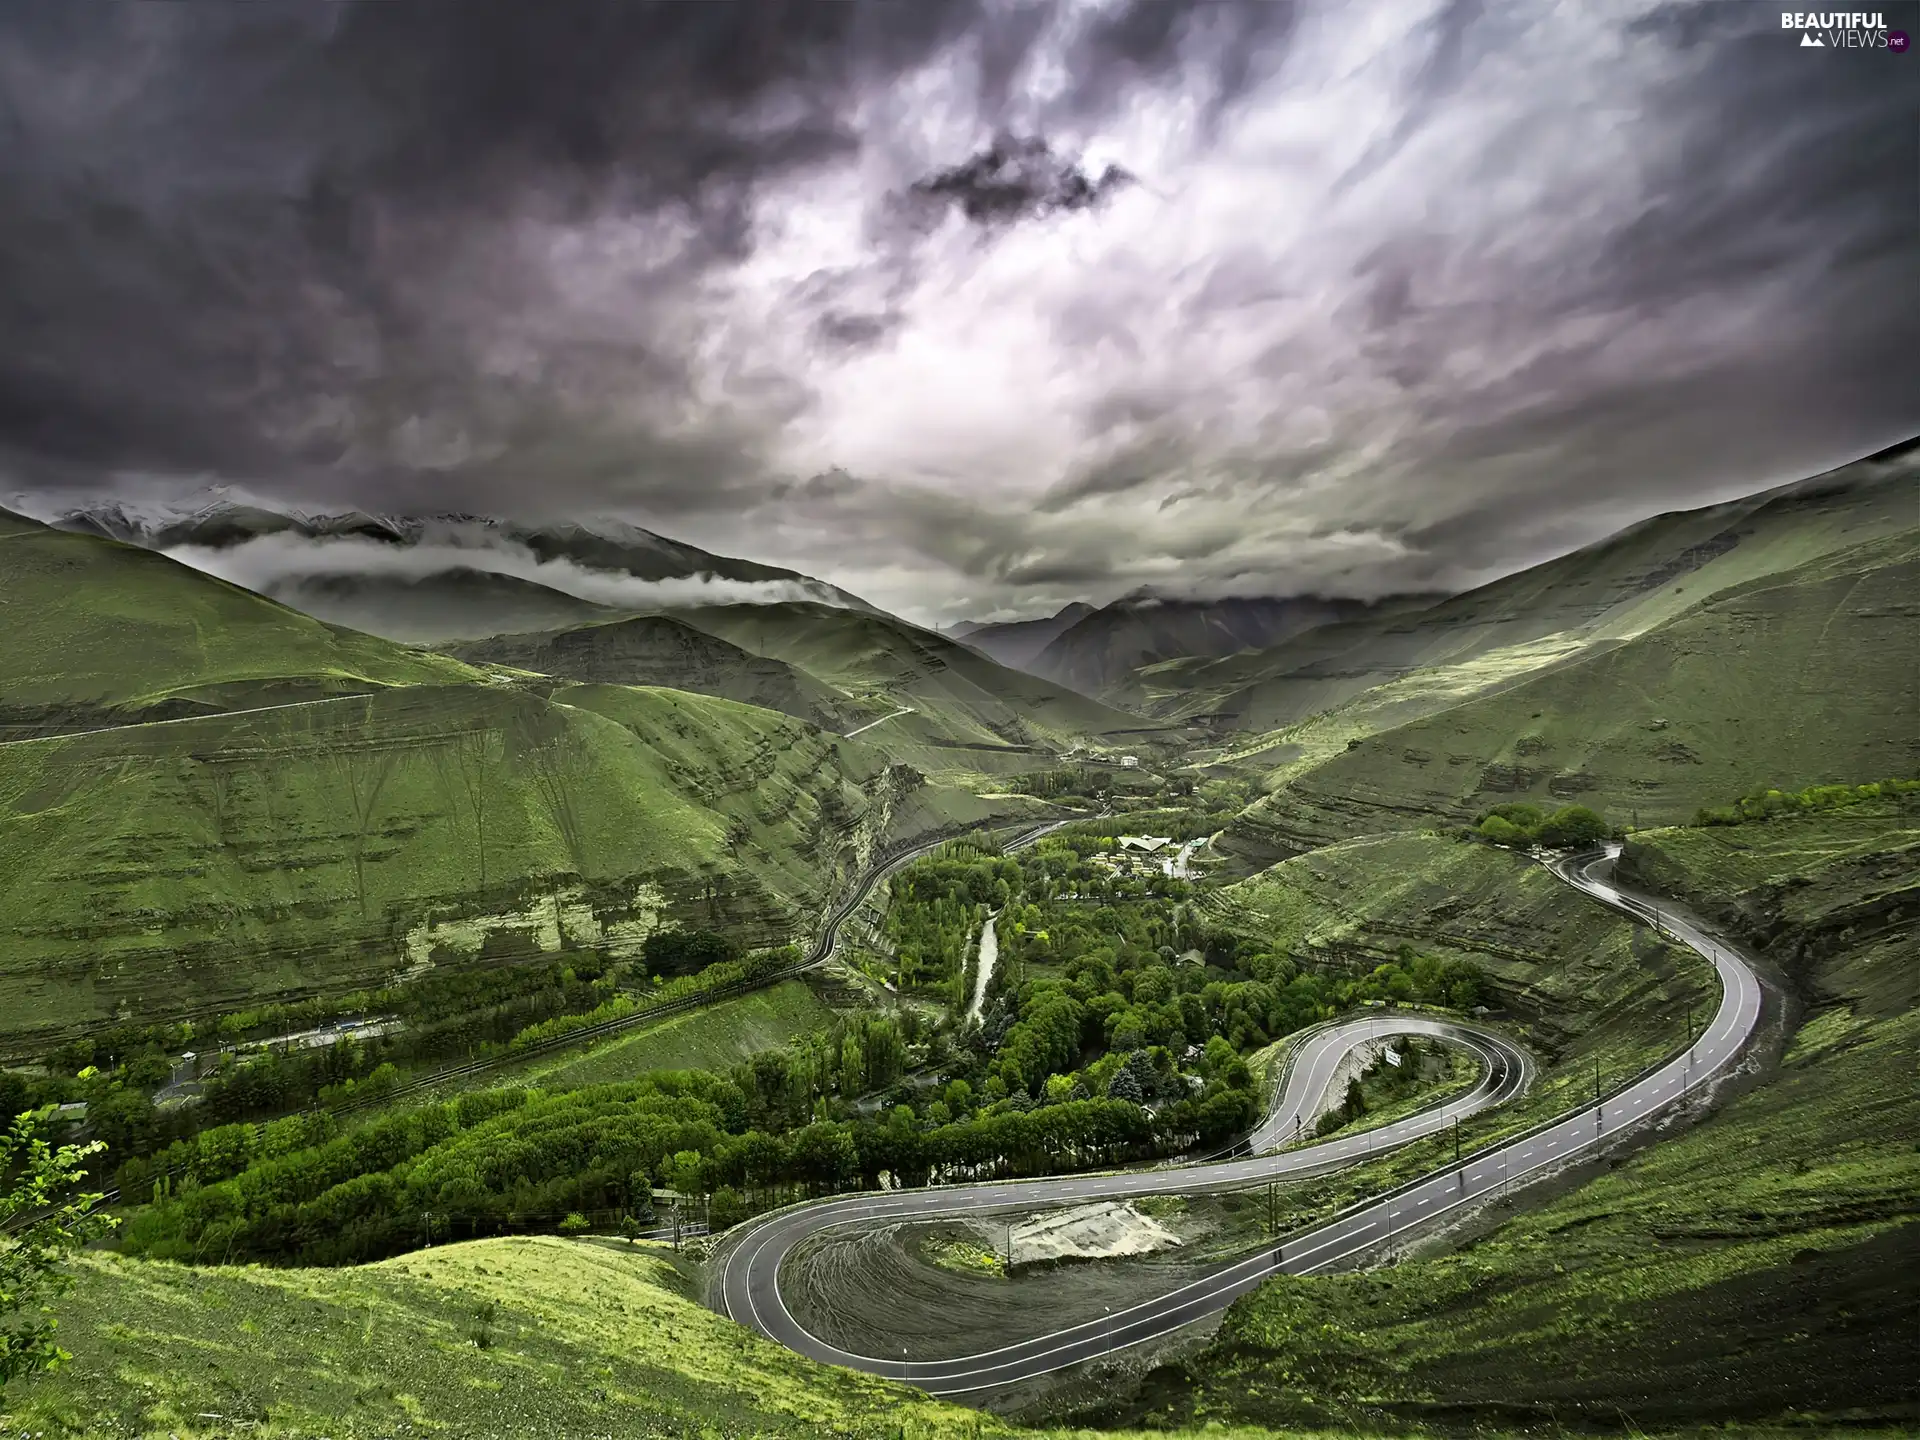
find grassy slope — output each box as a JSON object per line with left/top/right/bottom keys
{"left": 1, "top": 1235, "right": 1456, "bottom": 1440}
{"left": 0, "top": 508, "right": 478, "bottom": 726}
{"left": 446, "top": 615, "right": 857, "bottom": 730}
{"left": 6, "top": 1236, "right": 1884, "bottom": 1440}
{"left": 1130, "top": 802, "right": 1920, "bottom": 1433}
{"left": 665, "top": 601, "right": 1149, "bottom": 760}
{"left": 0, "top": 679, "right": 1005, "bottom": 1051}
{"left": 1151, "top": 442, "right": 1915, "bottom": 735}
{"left": 264, "top": 568, "right": 626, "bottom": 645}
{"left": 0, "top": 1236, "right": 999, "bottom": 1439}
{"left": 1223, "top": 527, "right": 1920, "bottom": 861}
{"left": 0, "top": 501, "right": 1037, "bottom": 1048}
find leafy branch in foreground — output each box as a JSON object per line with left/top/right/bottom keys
{"left": 1, "top": 1109, "right": 118, "bottom": 1395}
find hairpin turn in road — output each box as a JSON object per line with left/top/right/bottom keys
{"left": 707, "top": 845, "right": 1762, "bottom": 1396}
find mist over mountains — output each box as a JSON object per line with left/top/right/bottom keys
{"left": 12, "top": 492, "right": 872, "bottom": 644}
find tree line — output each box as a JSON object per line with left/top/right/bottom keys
{"left": 1692, "top": 777, "right": 1917, "bottom": 828}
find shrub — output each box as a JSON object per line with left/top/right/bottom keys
{"left": 1536, "top": 805, "right": 1610, "bottom": 848}
{"left": 1476, "top": 815, "right": 1528, "bottom": 847}
{"left": 1, "top": 1111, "right": 119, "bottom": 1394}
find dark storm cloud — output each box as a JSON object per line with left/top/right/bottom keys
{"left": 1050, "top": 0, "right": 1302, "bottom": 132}
{"left": 0, "top": 0, "right": 1914, "bottom": 626}
{"left": 1333, "top": 2, "right": 1920, "bottom": 579}
{"left": 0, "top": 0, "right": 987, "bottom": 500}
{"left": 910, "top": 134, "right": 1135, "bottom": 226}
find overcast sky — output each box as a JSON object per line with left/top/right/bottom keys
{"left": 2, "top": 0, "right": 1915, "bottom": 624}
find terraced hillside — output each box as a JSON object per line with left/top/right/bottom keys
{"left": 1222, "top": 525, "right": 1920, "bottom": 862}
{"left": 1120, "top": 798, "right": 1919, "bottom": 1434}
{"left": 1151, "top": 438, "right": 1917, "bottom": 736}
{"left": 0, "top": 508, "right": 479, "bottom": 733}
{"left": 446, "top": 615, "right": 859, "bottom": 730}
{"left": 0, "top": 681, "right": 969, "bottom": 1052}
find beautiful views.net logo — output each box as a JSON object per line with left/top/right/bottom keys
{"left": 1780, "top": 11, "right": 1907, "bottom": 48}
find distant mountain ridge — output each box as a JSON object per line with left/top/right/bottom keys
{"left": 949, "top": 601, "right": 1095, "bottom": 670}
{"left": 24, "top": 494, "right": 874, "bottom": 644}
{"left": 1029, "top": 592, "right": 1425, "bottom": 701}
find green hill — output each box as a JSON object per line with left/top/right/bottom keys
{"left": 0, "top": 1233, "right": 1436, "bottom": 1440}
{"left": 262, "top": 568, "right": 626, "bottom": 644}
{"left": 0, "top": 1236, "right": 1001, "bottom": 1439}
{"left": 663, "top": 600, "right": 1151, "bottom": 764}
{"left": 0, "top": 508, "right": 478, "bottom": 733}
{"left": 1221, "top": 525, "right": 1920, "bottom": 863}
{"left": 0, "top": 680, "right": 999, "bottom": 1052}
{"left": 445, "top": 615, "right": 858, "bottom": 730}
{"left": 0, "top": 509, "right": 1046, "bottom": 1052}
{"left": 1156, "top": 439, "right": 1917, "bottom": 738}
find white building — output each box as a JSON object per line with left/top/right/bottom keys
{"left": 1119, "top": 754, "right": 1140, "bottom": 768}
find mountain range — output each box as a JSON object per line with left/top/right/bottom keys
{"left": 2, "top": 438, "right": 1914, "bottom": 1440}
{"left": 26, "top": 496, "right": 874, "bottom": 644}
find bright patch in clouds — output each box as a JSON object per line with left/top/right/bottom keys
{"left": 0, "top": 0, "right": 1910, "bottom": 625}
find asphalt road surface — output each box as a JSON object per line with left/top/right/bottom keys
{"left": 710, "top": 844, "right": 1762, "bottom": 1396}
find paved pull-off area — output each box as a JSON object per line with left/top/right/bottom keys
{"left": 711, "top": 846, "right": 1763, "bottom": 1396}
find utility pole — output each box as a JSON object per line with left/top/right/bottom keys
{"left": 1452, "top": 1117, "right": 1462, "bottom": 1187}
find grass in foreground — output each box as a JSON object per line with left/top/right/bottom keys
{"left": 1, "top": 1236, "right": 992, "bottom": 1438}
{"left": 2, "top": 1234, "right": 1433, "bottom": 1440}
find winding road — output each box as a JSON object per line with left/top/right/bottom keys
{"left": 710, "top": 845, "right": 1764, "bottom": 1396}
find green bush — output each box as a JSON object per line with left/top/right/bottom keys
{"left": 1475, "top": 815, "right": 1529, "bottom": 847}
{"left": 1537, "top": 805, "right": 1609, "bottom": 849}
{"left": 1475, "top": 802, "right": 1614, "bottom": 850}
